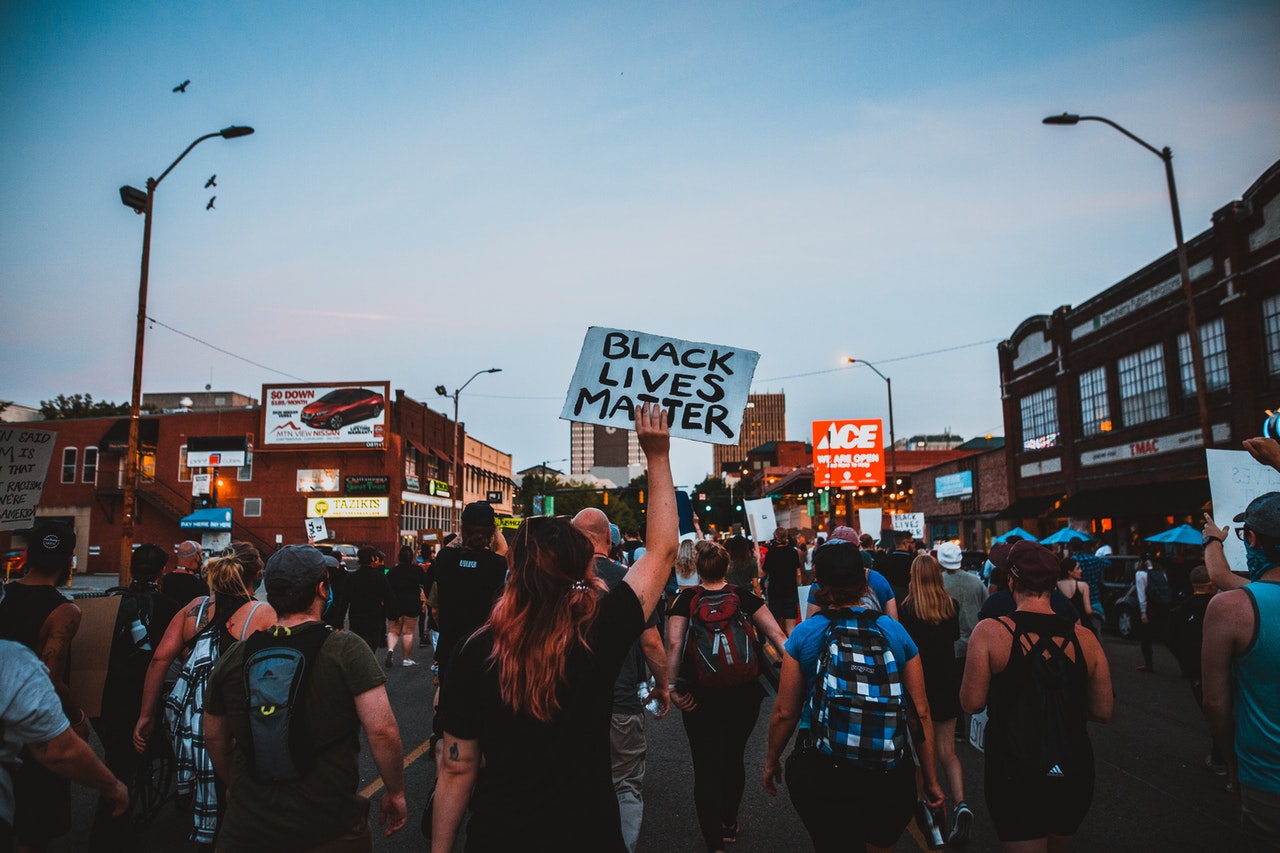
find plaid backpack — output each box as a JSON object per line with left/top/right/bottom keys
{"left": 684, "top": 585, "right": 760, "bottom": 688}
{"left": 810, "top": 609, "right": 907, "bottom": 767}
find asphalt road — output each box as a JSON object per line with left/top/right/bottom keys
{"left": 54, "top": 578, "right": 1246, "bottom": 851}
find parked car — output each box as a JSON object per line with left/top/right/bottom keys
{"left": 960, "top": 550, "right": 988, "bottom": 575}
{"left": 1100, "top": 555, "right": 1192, "bottom": 638}
{"left": 316, "top": 542, "right": 359, "bottom": 570}
{"left": 300, "top": 387, "right": 385, "bottom": 430}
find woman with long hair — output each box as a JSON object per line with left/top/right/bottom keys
{"left": 133, "top": 547, "right": 275, "bottom": 847}
{"left": 667, "top": 540, "right": 787, "bottom": 852}
{"left": 1057, "top": 557, "right": 1098, "bottom": 639}
{"left": 675, "top": 539, "right": 699, "bottom": 587}
{"left": 432, "top": 404, "right": 678, "bottom": 852}
{"left": 899, "top": 553, "right": 971, "bottom": 845}
{"left": 386, "top": 544, "right": 429, "bottom": 666}
{"left": 723, "top": 535, "right": 759, "bottom": 593}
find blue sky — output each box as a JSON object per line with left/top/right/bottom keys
{"left": 3, "top": 1, "right": 1278, "bottom": 486}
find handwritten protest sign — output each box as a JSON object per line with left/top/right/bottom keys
{"left": 561, "top": 327, "right": 760, "bottom": 445}
{"left": 1207, "top": 449, "right": 1280, "bottom": 574}
{"left": 892, "top": 512, "right": 926, "bottom": 539}
{"left": 0, "top": 427, "right": 57, "bottom": 531}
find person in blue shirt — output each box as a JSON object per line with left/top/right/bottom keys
{"left": 763, "top": 542, "right": 943, "bottom": 853}
{"left": 803, "top": 527, "right": 897, "bottom": 621}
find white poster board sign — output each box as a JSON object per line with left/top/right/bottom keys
{"left": 0, "top": 427, "right": 57, "bottom": 531}
{"left": 192, "top": 473, "right": 211, "bottom": 496}
{"left": 305, "top": 517, "right": 329, "bottom": 542}
{"left": 744, "top": 498, "right": 777, "bottom": 546}
{"left": 858, "top": 508, "right": 883, "bottom": 539}
{"left": 561, "top": 327, "right": 760, "bottom": 445}
{"left": 892, "top": 513, "right": 926, "bottom": 539}
{"left": 1206, "top": 449, "right": 1280, "bottom": 574}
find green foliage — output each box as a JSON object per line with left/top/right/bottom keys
{"left": 691, "top": 475, "right": 742, "bottom": 533}
{"left": 39, "top": 393, "right": 133, "bottom": 419}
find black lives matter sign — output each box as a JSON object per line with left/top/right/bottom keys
{"left": 561, "top": 327, "right": 759, "bottom": 445}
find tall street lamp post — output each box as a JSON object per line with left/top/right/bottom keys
{"left": 436, "top": 368, "right": 501, "bottom": 532}
{"left": 536, "top": 457, "right": 569, "bottom": 515}
{"left": 116, "top": 125, "right": 254, "bottom": 584}
{"left": 1042, "top": 112, "right": 1212, "bottom": 448}
{"left": 845, "top": 357, "right": 898, "bottom": 508}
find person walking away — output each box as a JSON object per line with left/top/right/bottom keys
{"left": 431, "top": 404, "right": 678, "bottom": 852}
{"left": 1166, "top": 564, "right": 1225, "bottom": 776}
{"left": 0, "top": 519, "right": 88, "bottom": 853}
{"left": 203, "top": 545, "right": 407, "bottom": 850}
{"left": 1135, "top": 553, "right": 1172, "bottom": 672}
{"left": 761, "top": 528, "right": 801, "bottom": 635}
{"left": 1201, "top": 491, "right": 1280, "bottom": 850}
{"left": 573, "top": 508, "right": 670, "bottom": 853}
{"left": 668, "top": 540, "right": 787, "bottom": 852}
{"left": 723, "top": 535, "right": 759, "bottom": 595}
{"left": 132, "top": 551, "right": 275, "bottom": 848}
{"left": 1, "top": 640, "right": 129, "bottom": 851}
{"left": 162, "top": 540, "right": 209, "bottom": 608}
{"left": 874, "top": 530, "right": 917, "bottom": 602}
{"left": 385, "top": 545, "right": 428, "bottom": 667}
{"left": 89, "top": 543, "right": 180, "bottom": 852}
{"left": 346, "top": 547, "right": 392, "bottom": 662}
{"left": 979, "top": 543, "right": 1080, "bottom": 626}
{"left": 1068, "top": 541, "right": 1107, "bottom": 636}
{"left": 961, "top": 541, "right": 1113, "bottom": 852}
{"left": 937, "top": 541, "right": 987, "bottom": 747}
{"left": 900, "top": 552, "right": 973, "bottom": 846}
{"left": 1057, "top": 557, "right": 1098, "bottom": 638}
{"left": 803, "top": 526, "right": 899, "bottom": 620}
{"left": 763, "top": 541, "right": 945, "bottom": 852}
{"left": 674, "top": 540, "right": 699, "bottom": 590}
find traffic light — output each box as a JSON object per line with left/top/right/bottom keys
{"left": 603, "top": 490, "right": 609, "bottom": 505}
{"left": 638, "top": 490, "right": 644, "bottom": 504}
{"left": 705, "top": 504, "right": 712, "bottom": 512}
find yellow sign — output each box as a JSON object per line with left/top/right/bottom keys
{"left": 306, "top": 497, "right": 390, "bottom": 518}
{"left": 497, "top": 516, "right": 523, "bottom": 530}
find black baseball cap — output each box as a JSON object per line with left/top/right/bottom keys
{"left": 1234, "top": 492, "right": 1280, "bottom": 538}
{"left": 26, "top": 519, "right": 76, "bottom": 571}
{"left": 264, "top": 545, "right": 329, "bottom": 592}
{"left": 462, "top": 501, "right": 495, "bottom": 526}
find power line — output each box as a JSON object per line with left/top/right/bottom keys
{"left": 146, "top": 316, "right": 310, "bottom": 382}
{"left": 752, "top": 337, "right": 1001, "bottom": 385}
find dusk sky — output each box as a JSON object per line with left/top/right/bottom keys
{"left": 3, "top": 1, "right": 1278, "bottom": 487}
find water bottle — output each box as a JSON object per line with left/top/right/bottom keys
{"left": 915, "top": 799, "right": 945, "bottom": 850}
{"left": 130, "top": 617, "right": 151, "bottom": 651}
{"left": 636, "top": 679, "right": 662, "bottom": 716}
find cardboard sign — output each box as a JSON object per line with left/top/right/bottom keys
{"left": 1207, "top": 449, "right": 1280, "bottom": 573}
{"left": 305, "top": 517, "right": 329, "bottom": 541}
{"left": 744, "top": 498, "right": 778, "bottom": 546}
{"left": 812, "top": 420, "right": 885, "bottom": 488}
{"left": 892, "top": 512, "right": 926, "bottom": 539}
{"left": 69, "top": 595, "right": 122, "bottom": 719}
{"left": 0, "top": 427, "right": 58, "bottom": 531}
{"left": 561, "top": 327, "right": 760, "bottom": 445}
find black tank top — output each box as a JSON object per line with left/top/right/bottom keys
{"left": 0, "top": 581, "right": 72, "bottom": 678}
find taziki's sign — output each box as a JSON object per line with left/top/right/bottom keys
{"left": 261, "top": 382, "right": 390, "bottom": 448}
{"left": 560, "top": 327, "right": 760, "bottom": 445}
{"left": 812, "top": 419, "right": 885, "bottom": 488}
{"left": 305, "top": 497, "right": 390, "bottom": 518}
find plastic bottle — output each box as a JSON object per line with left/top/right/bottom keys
{"left": 130, "top": 617, "right": 151, "bottom": 651}
{"left": 915, "top": 799, "right": 945, "bottom": 850}
{"left": 635, "top": 679, "right": 662, "bottom": 716}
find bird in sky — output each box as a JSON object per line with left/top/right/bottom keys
{"left": 206, "top": 196, "right": 216, "bottom": 210}
{"left": 173, "top": 79, "right": 190, "bottom": 93}
{"left": 204, "top": 175, "right": 216, "bottom": 189}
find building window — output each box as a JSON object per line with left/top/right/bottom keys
{"left": 1079, "top": 367, "right": 1111, "bottom": 437}
{"left": 1019, "top": 387, "right": 1058, "bottom": 451}
{"left": 243, "top": 498, "right": 262, "bottom": 517}
{"left": 237, "top": 444, "right": 253, "bottom": 482}
{"left": 1177, "top": 317, "right": 1230, "bottom": 395}
{"left": 61, "top": 448, "right": 77, "bottom": 483}
{"left": 1117, "top": 343, "right": 1169, "bottom": 426}
{"left": 178, "top": 445, "right": 191, "bottom": 482}
{"left": 1266, "top": 295, "right": 1280, "bottom": 376}
{"left": 81, "top": 447, "right": 99, "bottom": 484}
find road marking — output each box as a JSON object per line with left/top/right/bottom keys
{"left": 360, "top": 737, "right": 434, "bottom": 799}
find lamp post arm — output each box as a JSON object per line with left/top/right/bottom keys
{"left": 1075, "top": 116, "right": 1164, "bottom": 160}
{"left": 154, "top": 132, "right": 222, "bottom": 188}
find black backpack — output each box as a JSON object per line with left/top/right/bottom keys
{"left": 1145, "top": 566, "right": 1172, "bottom": 606}
{"left": 241, "top": 623, "right": 335, "bottom": 782}
{"left": 107, "top": 584, "right": 156, "bottom": 659}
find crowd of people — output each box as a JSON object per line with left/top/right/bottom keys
{"left": 0, "top": 419, "right": 1277, "bottom": 852}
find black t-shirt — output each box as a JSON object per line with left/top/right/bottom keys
{"left": 160, "top": 571, "right": 210, "bottom": 608}
{"left": 385, "top": 562, "right": 428, "bottom": 619}
{"left": 668, "top": 584, "right": 767, "bottom": 705}
{"left": 978, "top": 589, "right": 1080, "bottom": 624}
{"left": 874, "top": 550, "right": 915, "bottom": 600}
{"left": 345, "top": 566, "right": 391, "bottom": 636}
{"left": 431, "top": 547, "right": 507, "bottom": 669}
{"left": 761, "top": 543, "right": 801, "bottom": 603}
{"left": 438, "top": 582, "right": 644, "bottom": 852}
{"left": 593, "top": 557, "right": 659, "bottom": 713}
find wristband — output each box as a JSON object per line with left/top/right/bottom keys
{"left": 70, "top": 709, "right": 86, "bottom": 727}
{"left": 1202, "top": 535, "right": 1225, "bottom": 547}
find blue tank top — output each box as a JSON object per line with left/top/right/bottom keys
{"left": 1234, "top": 581, "right": 1280, "bottom": 793}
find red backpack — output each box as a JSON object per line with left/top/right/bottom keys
{"left": 684, "top": 586, "right": 760, "bottom": 688}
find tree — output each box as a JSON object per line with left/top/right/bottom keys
{"left": 691, "top": 476, "right": 742, "bottom": 534}
{"left": 38, "top": 394, "right": 133, "bottom": 420}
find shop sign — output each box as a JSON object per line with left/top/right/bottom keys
{"left": 297, "top": 469, "right": 340, "bottom": 493}
{"left": 1079, "top": 423, "right": 1230, "bottom": 468}
{"left": 1020, "top": 457, "right": 1063, "bottom": 478}
{"left": 345, "top": 475, "right": 390, "bottom": 496}
{"left": 405, "top": 475, "right": 421, "bottom": 491}
{"left": 812, "top": 419, "right": 885, "bottom": 488}
{"left": 427, "top": 479, "right": 450, "bottom": 498}
{"left": 306, "top": 497, "right": 390, "bottom": 518}
{"left": 935, "top": 471, "right": 973, "bottom": 499}
{"left": 486, "top": 490, "right": 503, "bottom": 503}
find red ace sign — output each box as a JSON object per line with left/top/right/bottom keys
{"left": 812, "top": 419, "right": 885, "bottom": 488}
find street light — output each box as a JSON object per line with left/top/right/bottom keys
{"left": 117, "top": 125, "right": 254, "bottom": 584}
{"left": 844, "top": 357, "right": 898, "bottom": 504}
{"left": 1042, "top": 112, "right": 1212, "bottom": 448}
{"left": 436, "top": 368, "right": 501, "bottom": 531}
{"left": 534, "top": 457, "right": 570, "bottom": 516}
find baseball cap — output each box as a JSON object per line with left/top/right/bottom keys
{"left": 1234, "top": 492, "right": 1280, "bottom": 538}
{"left": 829, "top": 526, "right": 860, "bottom": 545}
{"left": 462, "top": 501, "right": 495, "bottom": 526}
{"left": 264, "top": 545, "right": 329, "bottom": 592}
{"left": 609, "top": 523, "right": 621, "bottom": 547}
{"left": 936, "top": 541, "right": 964, "bottom": 570}
{"left": 1006, "top": 540, "right": 1060, "bottom": 591}
{"left": 26, "top": 519, "right": 76, "bottom": 570}
{"left": 987, "top": 542, "right": 1014, "bottom": 572}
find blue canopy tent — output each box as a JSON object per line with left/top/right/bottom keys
{"left": 1144, "top": 523, "right": 1204, "bottom": 547}
{"left": 1039, "top": 526, "right": 1095, "bottom": 545}
{"left": 993, "top": 527, "right": 1038, "bottom": 544}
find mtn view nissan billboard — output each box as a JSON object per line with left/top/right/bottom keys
{"left": 261, "top": 382, "right": 390, "bottom": 449}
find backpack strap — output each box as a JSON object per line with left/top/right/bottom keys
{"left": 240, "top": 602, "right": 266, "bottom": 640}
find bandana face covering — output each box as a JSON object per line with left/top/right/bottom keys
{"left": 1245, "top": 544, "right": 1277, "bottom": 582}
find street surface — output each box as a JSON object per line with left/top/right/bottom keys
{"left": 55, "top": 575, "right": 1246, "bottom": 851}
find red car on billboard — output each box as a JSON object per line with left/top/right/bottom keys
{"left": 300, "top": 387, "right": 385, "bottom": 430}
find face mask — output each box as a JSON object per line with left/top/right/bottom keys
{"left": 1245, "top": 544, "right": 1276, "bottom": 582}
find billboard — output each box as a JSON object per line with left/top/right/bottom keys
{"left": 261, "top": 382, "right": 390, "bottom": 449}
{"left": 812, "top": 419, "right": 885, "bottom": 488}
{"left": 935, "top": 471, "right": 974, "bottom": 499}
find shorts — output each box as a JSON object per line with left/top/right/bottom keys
{"left": 12, "top": 750, "right": 71, "bottom": 844}
{"left": 784, "top": 743, "right": 916, "bottom": 851}
{"left": 767, "top": 598, "right": 798, "bottom": 623}
{"left": 985, "top": 763, "right": 1094, "bottom": 842}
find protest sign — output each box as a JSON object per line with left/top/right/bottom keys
{"left": 561, "top": 327, "right": 760, "bottom": 445}
{"left": 0, "top": 427, "right": 57, "bottom": 531}
{"left": 858, "top": 508, "right": 883, "bottom": 539}
{"left": 892, "top": 512, "right": 926, "bottom": 539}
{"left": 744, "top": 498, "right": 777, "bottom": 546}
{"left": 305, "top": 517, "right": 329, "bottom": 542}
{"left": 812, "top": 420, "right": 885, "bottom": 488}
{"left": 1207, "top": 449, "right": 1280, "bottom": 574}
{"left": 70, "top": 595, "right": 121, "bottom": 718}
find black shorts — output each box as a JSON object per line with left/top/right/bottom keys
{"left": 985, "top": 765, "right": 1094, "bottom": 842}
{"left": 12, "top": 750, "right": 71, "bottom": 844}
{"left": 785, "top": 743, "right": 916, "bottom": 851}
{"left": 767, "top": 598, "right": 798, "bottom": 623}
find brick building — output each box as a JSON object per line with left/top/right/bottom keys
{"left": 910, "top": 439, "right": 1009, "bottom": 549}
{"left": 999, "top": 157, "right": 1280, "bottom": 552}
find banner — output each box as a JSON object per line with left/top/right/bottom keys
{"left": 261, "top": 382, "right": 390, "bottom": 449}
{"left": 812, "top": 420, "right": 885, "bottom": 488}
{"left": 561, "top": 327, "right": 760, "bottom": 445}
{"left": 0, "top": 427, "right": 57, "bottom": 531}
{"left": 1207, "top": 449, "right": 1280, "bottom": 574}
{"left": 297, "top": 469, "right": 340, "bottom": 493}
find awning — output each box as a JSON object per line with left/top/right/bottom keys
{"left": 98, "top": 418, "right": 160, "bottom": 451}
{"left": 180, "top": 508, "right": 232, "bottom": 530}
{"left": 1058, "top": 480, "right": 1210, "bottom": 519}
{"left": 995, "top": 494, "right": 1063, "bottom": 520}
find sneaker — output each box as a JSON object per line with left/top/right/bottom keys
{"left": 721, "top": 822, "right": 739, "bottom": 844}
{"left": 1205, "top": 755, "right": 1227, "bottom": 776}
{"left": 402, "top": 659, "right": 418, "bottom": 667}
{"left": 949, "top": 801, "right": 973, "bottom": 847}
{"left": 384, "top": 650, "right": 394, "bottom": 669}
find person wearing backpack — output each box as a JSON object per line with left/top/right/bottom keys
{"left": 667, "top": 539, "right": 787, "bottom": 852}
{"left": 1135, "top": 552, "right": 1173, "bottom": 672}
{"left": 763, "top": 541, "right": 943, "bottom": 853}
{"left": 960, "top": 540, "right": 1113, "bottom": 851}
{"left": 203, "top": 544, "right": 407, "bottom": 851}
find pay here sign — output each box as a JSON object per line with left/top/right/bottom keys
{"left": 812, "top": 419, "right": 885, "bottom": 488}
